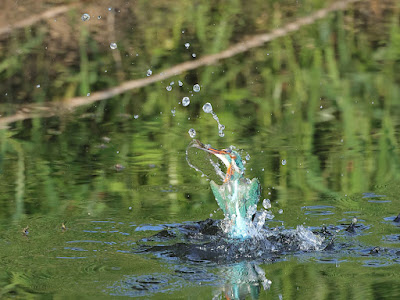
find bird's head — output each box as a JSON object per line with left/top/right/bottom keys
{"left": 191, "top": 140, "right": 245, "bottom": 183}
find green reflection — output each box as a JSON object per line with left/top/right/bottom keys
{"left": 0, "top": 0, "right": 400, "bottom": 299}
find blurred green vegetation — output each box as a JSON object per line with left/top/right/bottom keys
{"left": 0, "top": 0, "right": 400, "bottom": 298}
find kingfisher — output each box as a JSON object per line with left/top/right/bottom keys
{"left": 191, "top": 140, "right": 261, "bottom": 238}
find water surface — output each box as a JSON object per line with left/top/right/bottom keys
{"left": 1, "top": 0, "right": 400, "bottom": 298}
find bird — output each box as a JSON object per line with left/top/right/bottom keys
{"left": 191, "top": 140, "right": 261, "bottom": 238}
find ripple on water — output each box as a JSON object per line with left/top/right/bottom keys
{"left": 363, "top": 260, "right": 393, "bottom": 267}
{"left": 382, "top": 234, "right": 400, "bottom": 243}
{"left": 302, "top": 205, "right": 336, "bottom": 216}
{"left": 383, "top": 215, "right": 400, "bottom": 222}
{"left": 362, "top": 192, "right": 387, "bottom": 198}
{"left": 135, "top": 225, "right": 165, "bottom": 231}
{"left": 367, "top": 200, "right": 391, "bottom": 203}
{"left": 314, "top": 258, "right": 348, "bottom": 265}
{"left": 107, "top": 269, "right": 221, "bottom": 297}
{"left": 56, "top": 256, "right": 87, "bottom": 259}
{"left": 64, "top": 247, "right": 88, "bottom": 251}
{"left": 91, "top": 220, "right": 116, "bottom": 223}
{"left": 66, "top": 240, "right": 103, "bottom": 244}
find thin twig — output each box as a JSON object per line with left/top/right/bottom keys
{"left": 0, "top": 0, "right": 363, "bottom": 127}
{"left": 0, "top": 4, "right": 76, "bottom": 36}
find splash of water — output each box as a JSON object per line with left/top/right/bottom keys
{"left": 186, "top": 140, "right": 324, "bottom": 249}
{"left": 186, "top": 140, "right": 272, "bottom": 239}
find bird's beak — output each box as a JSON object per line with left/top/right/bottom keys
{"left": 191, "top": 140, "right": 231, "bottom": 160}
{"left": 191, "top": 140, "right": 235, "bottom": 182}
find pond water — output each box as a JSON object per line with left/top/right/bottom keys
{"left": 1, "top": 0, "right": 400, "bottom": 299}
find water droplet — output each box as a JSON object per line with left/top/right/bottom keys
{"left": 166, "top": 86, "right": 172, "bottom": 91}
{"left": 218, "top": 131, "right": 225, "bottom": 137}
{"left": 188, "top": 128, "right": 196, "bottom": 138}
{"left": 178, "top": 80, "right": 183, "bottom": 86}
{"left": 86, "top": 93, "right": 90, "bottom": 97}
{"left": 146, "top": 69, "right": 152, "bottom": 76}
{"left": 170, "top": 81, "right": 174, "bottom": 85}
{"left": 36, "top": 84, "right": 40, "bottom": 88}
{"left": 182, "top": 97, "right": 190, "bottom": 107}
{"left": 263, "top": 199, "right": 271, "bottom": 209}
{"left": 202, "top": 102, "right": 213, "bottom": 113}
{"left": 110, "top": 42, "right": 117, "bottom": 49}
{"left": 193, "top": 84, "right": 200, "bottom": 92}
{"left": 245, "top": 154, "right": 251, "bottom": 161}
{"left": 184, "top": 42, "right": 190, "bottom": 49}
{"left": 171, "top": 108, "right": 176, "bottom": 116}
{"left": 133, "top": 114, "right": 139, "bottom": 119}
{"left": 278, "top": 209, "right": 283, "bottom": 214}
{"left": 192, "top": 53, "right": 196, "bottom": 58}
{"left": 98, "top": 16, "right": 102, "bottom": 20}
{"left": 81, "top": 13, "right": 90, "bottom": 21}
{"left": 247, "top": 205, "right": 257, "bottom": 218}
{"left": 108, "top": 7, "right": 112, "bottom": 11}
{"left": 218, "top": 124, "right": 225, "bottom": 131}
{"left": 282, "top": 159, "right": 287, "bottom": 166}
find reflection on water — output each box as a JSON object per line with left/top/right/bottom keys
{"left": 108, "top": 261, "right": 271, "bottom": 299}
{"left": 216, "top": 262, "right": 271, "bottom": 300}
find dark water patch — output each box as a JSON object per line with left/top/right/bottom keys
{"left": 133, "top": 218, "right": 400, "bottom": 267}
{"left": 134, "top": 219, "right": 325, "bottom": 264}
{"left": 395, "top": 214, "right": 400, "bottom": 222}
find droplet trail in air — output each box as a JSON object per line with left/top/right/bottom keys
{"left": 202, "top": 103, "right": 213, "bottom": 113}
